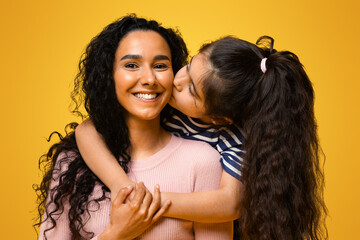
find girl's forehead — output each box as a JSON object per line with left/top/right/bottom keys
{"left": 190, "top": 53, "right": 206, "bottom": 68}
{"left": 190, "top": 53, "right": 209, "bottom": 78}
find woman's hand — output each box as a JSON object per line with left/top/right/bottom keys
{"left": 98, "top": 182, "right": 171, "bottom": 240}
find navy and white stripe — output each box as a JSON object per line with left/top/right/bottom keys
{"left": 163, "top": 109, "right": 244, "bottom": 181}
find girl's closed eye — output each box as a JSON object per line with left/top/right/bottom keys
{"left": 188, "top": 85, "right": 194, "bottom": 96}
{"left": 188, "top": 85, "right": 198, "bottom": 107}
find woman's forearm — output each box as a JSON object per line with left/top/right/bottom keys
{"left": 162, "top": 171, "right": 243, "bottom": 223}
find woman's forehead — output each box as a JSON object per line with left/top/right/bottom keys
{"left": 116, "top": 30, "right": 171, "bottom": 58}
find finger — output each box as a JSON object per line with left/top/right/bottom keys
{"left": 125, "top": 183, "right": 136, "bottom": 203}
{"left": 112, "top": 185, "right": 134, "bottom": 208}
{"left": 129, "top": 182, "right": 146, "bottom": 210}
{"left": 138, "top": 189, "right": 152, "bottom": 221}
{"left": 152, "top": 200, "right": 171, "bottom": 223}
{"left": 145, "top": 184, "right": 161, "bottom": 221}
{"left": 142, "top": 188, "right": 153, "bottom": 210}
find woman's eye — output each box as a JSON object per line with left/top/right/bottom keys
{"left": 125, "top": 63, "right": 138, "bottom": 69}
{"left": 154, "top": 64, "right": 168, "bottom": 69}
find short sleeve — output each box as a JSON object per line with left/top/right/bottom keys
{"left": 217, "top": 125, "right": 244, "bottom": 181}
{"left": 219, "top": 148, "right": 244, "bottom": 181}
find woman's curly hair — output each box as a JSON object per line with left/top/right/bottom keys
{"left": 201, "top": 36, "right": 327, "bottom": 239}
{"left": 33, "top": 14, "right": 188, "bottom": 240}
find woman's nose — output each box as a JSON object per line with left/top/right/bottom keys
{"left": 141, "top": 66, "right": 156, "bottom": 86}
{"left": 173, "top": 66, "right": 187, "bottom": 91}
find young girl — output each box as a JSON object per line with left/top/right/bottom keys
{"left": 75, "top": 35, "right": 327, "bottom": 239}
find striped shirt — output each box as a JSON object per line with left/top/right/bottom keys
{"left": 163, "top": 109, "right": 244, "bottom": 181}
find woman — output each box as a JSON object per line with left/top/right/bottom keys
{"left": 35, "top": 15, "right": 233, "bottom": 239}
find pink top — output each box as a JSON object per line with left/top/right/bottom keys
{"left": 39, "top": 135, "right": 233, "bottom": 239}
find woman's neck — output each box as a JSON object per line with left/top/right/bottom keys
{"left": 126, "top": 116, "right": 171, "bottom": 160}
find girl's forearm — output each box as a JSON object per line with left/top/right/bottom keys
{"left": 75, "top": 120, "right": 242, "bottom": 223}
{"left": 162, "top": 171, "right": 243, "bottom": 223}
{"left": 75, "top": 119, "right": 134, "bottom": 192}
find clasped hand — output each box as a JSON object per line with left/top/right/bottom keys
{"left": 99, "top": 182, "right": 170, "bottom": 240}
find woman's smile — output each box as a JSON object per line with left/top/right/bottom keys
{"left": 133, "top": 92, "right": 161, "bottom": 102}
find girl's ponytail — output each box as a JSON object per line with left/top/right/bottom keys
{"left": 242, "top": 48, "right": 327, "bottom": 239}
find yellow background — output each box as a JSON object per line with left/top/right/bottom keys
{"left": 1, "top": 0, "right": 359, "bottom": 238}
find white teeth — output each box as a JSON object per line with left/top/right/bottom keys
{"left": 134, "top": 93, "right": 158, "bottom": 100}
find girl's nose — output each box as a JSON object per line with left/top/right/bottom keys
{"left": 173, "top": 66, "right": 187, "bottom": 91}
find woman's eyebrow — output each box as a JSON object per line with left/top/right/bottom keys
{"left": 154, "top": 55, "right": 170, "bottom": 61}
{"left": 120, "top": 54, "right": 170, "bottom": 61}
{"left": 120, "top": 54, "right": 141, "bottom": 60}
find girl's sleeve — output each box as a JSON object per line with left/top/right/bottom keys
{"left": 217, "top": 125, "right": 245, "bottom": 181}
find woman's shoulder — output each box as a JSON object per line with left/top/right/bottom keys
{"left": 173, "top": 135, "right": 220, "bottom": 163}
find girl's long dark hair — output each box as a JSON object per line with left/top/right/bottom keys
{"left": 201, "top": 36, "right": 327, "bottom": 240}
{"left": 33, "top": 15, "right": 188, "bottom": 240}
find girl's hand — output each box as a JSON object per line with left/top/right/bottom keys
{"left": 99, "top": 182, "right": 171, "bottom": 240}
{"left": 111, "top": 181, "right": 153, "bottom": 206}
{"left": 110, "top": 181, "right": 136, "bottom": 203}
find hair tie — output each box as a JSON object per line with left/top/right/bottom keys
{"left": 260, "top": 58, "right": 267, "bottom": 73}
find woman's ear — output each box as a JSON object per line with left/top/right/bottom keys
{"left": 211, "top": 116, "right": 233, "bottom": 126}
